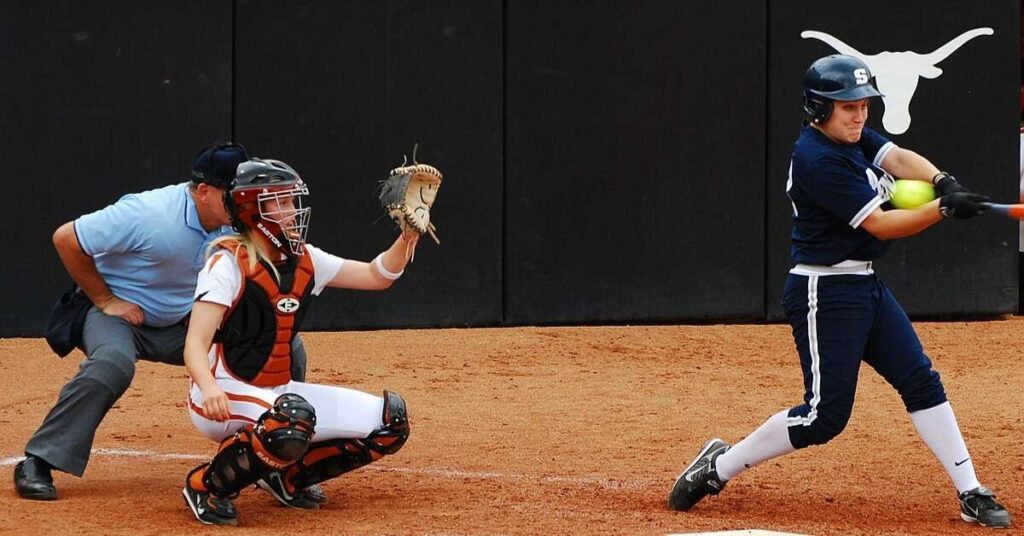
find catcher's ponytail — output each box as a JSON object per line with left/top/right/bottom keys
{"left": 207, "top": 233, "right": 281, "bottom": 282}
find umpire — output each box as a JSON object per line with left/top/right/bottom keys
{"left": 14, "top": 143, "right": 309, "bottom": 500}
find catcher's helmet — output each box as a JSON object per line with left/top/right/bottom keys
{"left": 226, "top": 158, "right": 311, "bottom": 257}
{"left": 802, "top": 54, "right": 882, "bottom": 124}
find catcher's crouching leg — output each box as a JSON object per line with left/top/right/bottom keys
{"left": 286, "top": 390, "right": 409, "bottom": 490}
{"left": 189, "top": 394, "right": 317, "bottom": 498}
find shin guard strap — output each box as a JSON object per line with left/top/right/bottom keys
{"left": 287, "top": 439, "right": 375, "bottom": 490}
{"left": 203, "top": 427, "right": 272, "bottom": 497}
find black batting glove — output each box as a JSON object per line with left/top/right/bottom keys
{"left": 933, "top": 172, "right": 969, "bottom": 196}
{"left": 939, "top": 192, "right": 989, "bottom": 219}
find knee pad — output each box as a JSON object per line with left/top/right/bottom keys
{"left": 253, "top": 393, "right": 317, "bottom": 468}
{"left": 202, "top": 394, "right": 316, "bottom": 497}
{"left": 286, "top": 390, "right": 409, "bottom": 490}
{"left": 366, "top": 390, "right": 409, "bottom": 456}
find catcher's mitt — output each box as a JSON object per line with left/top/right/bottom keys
{"left": 379, "top": 163, "right": 443, "bottom": 244}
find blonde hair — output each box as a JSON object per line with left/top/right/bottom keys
{"left": 208, "top": 232, "right": 281, "bottom": 282}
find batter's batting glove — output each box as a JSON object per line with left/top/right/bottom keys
{"left": 933, "top": 172, "right": 969, "bottom": 196}
{"left": 939, "top": 192, "right": 989, "bottom": 219}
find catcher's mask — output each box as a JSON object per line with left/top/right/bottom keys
{"left": 802, "top": 54, "right": 882, "bottom": 124}
{"left": 227, "top": 158, "right": 311, "bottom": 257}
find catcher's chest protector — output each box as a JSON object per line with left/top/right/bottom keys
{"left": 216, "top": 242, "right": 315, "bottom": 387}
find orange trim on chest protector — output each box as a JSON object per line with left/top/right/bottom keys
{"left": 219, "top": 241, "right": 314, "bottom": 387}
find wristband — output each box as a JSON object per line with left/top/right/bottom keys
{"left": 373, "top": 253, "right": 404, "bottom": 280}
{"left": 932, "top": 171, "right": 952, "bottom": 185}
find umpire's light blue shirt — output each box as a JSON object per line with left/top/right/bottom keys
{"left": 74, "top": 182, "right": 232, "bottom": 327}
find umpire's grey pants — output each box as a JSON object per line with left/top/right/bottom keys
{"left": 25, "top": 307, "right": 308, "bottom": 477}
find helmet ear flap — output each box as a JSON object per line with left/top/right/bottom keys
{"left": 224, "top": 189, "right": 247, "bottom": 233}
{"left": 803, "top": 94, "right": 833, "bottom": 124}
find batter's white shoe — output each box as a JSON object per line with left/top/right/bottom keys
{"left": 668, "top": 438, "right": 730, "bottom": 511}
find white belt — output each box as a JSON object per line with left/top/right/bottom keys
{"left": 790, "top": 260, "right": 874, "bottom": 276}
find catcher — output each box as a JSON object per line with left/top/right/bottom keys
{"left": 182, "top": 157, "right": 435, "bottom": 526}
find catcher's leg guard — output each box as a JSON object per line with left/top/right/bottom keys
{"left": 200, "top": 393, "right": 316, "bottom": 497}
{"left": 287, "top": 390, "right": 409, "bottom": 490}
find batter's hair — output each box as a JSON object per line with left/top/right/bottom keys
{"left": 207, "top": 233, "right": 281, "bottom": 282}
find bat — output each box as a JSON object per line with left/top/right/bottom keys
{"left": 981, "top": 202, "right": 1024, "bottom": 220}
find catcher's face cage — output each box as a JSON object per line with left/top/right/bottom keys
{"left": 231, "top": 183, "right": 311, "bottom": 257}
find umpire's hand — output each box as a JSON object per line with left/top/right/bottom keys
{"left": 99, "top": 296, "right": 145, "bottom": 326}
{"left": 939, "top": 192, "right": 989, "bottom": 219}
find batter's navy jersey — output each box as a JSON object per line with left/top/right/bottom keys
{"left": 786, "top": 125, "right": 897, "bottom": 266}
{"left": 780, "top": 125, "right": 947, "bottom": 451}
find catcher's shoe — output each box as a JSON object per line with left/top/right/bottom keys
{"left": 959, "top": 486, "right": 1012, "bottom": 528}
{"left": 183, "top": 477, "right": 238, "bottom": 526}
{"left": 257, "top": 471, "right": 320, "bottom": 510}
{"left": 668, "top": 438, "right": 730, "bottom": 511}
{"left": 304, "top": 483, "right": 328, "bottom": 504}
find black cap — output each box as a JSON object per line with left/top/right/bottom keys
{"left": 191, "top": 142, "right": 249, "bottom": 188}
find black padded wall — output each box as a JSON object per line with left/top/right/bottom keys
{"left": 505, "top": 0, "right": 768, "bottom": 324}
{"left": 2, "top": 1, "right": 1018, "bottom": 337}
{"left": 1, "top": 0, "right": 232, "bottom": 335}
{"left": 234, "top": 0, "right": 503, "bottom": 329}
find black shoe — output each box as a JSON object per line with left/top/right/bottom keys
{"left": 14, "top": 456, "right": 57, "bottom": 501}
{"left": 668, "top": 438, "right": 730, "bottom": 511}
{"left": 959, "top": 486, "right": 1012, "bottom": 528}
{"left": 256, "top": 472, "right": 319, "bottom": 510}
{"left": 182, "top": 470, "right": 238, "bottom": 526}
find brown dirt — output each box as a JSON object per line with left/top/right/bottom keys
{"left": 0, "top": 319, "right": 1021, "bottom": 535}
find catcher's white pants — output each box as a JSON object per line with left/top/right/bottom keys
{"left": 189, "top": 379, "right": 384, "bottom": 443}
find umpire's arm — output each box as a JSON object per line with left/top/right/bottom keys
{"left": 53, "top": 221, "right": 144, "bottom": 325}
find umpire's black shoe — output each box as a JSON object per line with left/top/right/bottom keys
{"left": 959, "top": 486, "right": 1012, "bottom": 528}
{"left": 14, "top": 455, "right": 57, "bottom": 501}
{"left": 668, "top": 438, "right": 730, "bottom": 511}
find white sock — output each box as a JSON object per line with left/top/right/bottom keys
{"left": 909, "top": 401, "right": 981, "bottom": 494}
{"left": 715, "top": 409, "right": 796, "bottom": 481}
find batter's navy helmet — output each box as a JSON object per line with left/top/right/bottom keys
{"left": 802, "top": 54, "right": 883, "bottom": 124}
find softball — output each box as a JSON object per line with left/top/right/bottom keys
{"left": 890, "top": 180, "right": 935, "bottom": 209}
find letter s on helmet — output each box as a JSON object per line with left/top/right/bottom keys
{"left": 226, "top": 158, "right": 311, "bottom": 257}
{"left": 802, "top": 54, "right": 883, "bottom": 124}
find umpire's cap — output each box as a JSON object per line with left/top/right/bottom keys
{"left": 191, "top": 142, "right": 249, "bottom": 189}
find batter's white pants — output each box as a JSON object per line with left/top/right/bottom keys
{"left": 188, "top": 379, "right": 385, "bottom": 443}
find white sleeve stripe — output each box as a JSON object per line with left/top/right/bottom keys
{"left": 850, "top": 196, "right": 884, "bottom": 228}
{"left": 873, "top": 142, "right": 897, "bottom": 168}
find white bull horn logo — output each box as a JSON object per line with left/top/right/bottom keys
{"left": 801, "top": 28, "right": 993, "bottom": 135}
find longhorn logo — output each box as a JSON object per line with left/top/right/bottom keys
{"left": 802, "top": 28, "right": 993, "bottom": 134}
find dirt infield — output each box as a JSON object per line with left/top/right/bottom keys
{"left": 0, "top": 319, "right": 1021, "bottom": 535}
